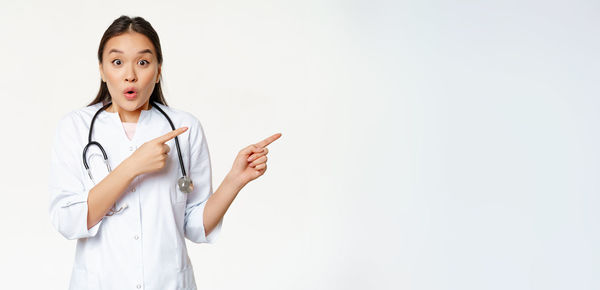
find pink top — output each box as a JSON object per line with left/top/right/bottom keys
{"left": 122, "top": 122, "right": 137, "bottom": 140}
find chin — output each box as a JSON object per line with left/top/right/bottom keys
{"left": 114, "top": 99, "right": 143, "bottom": 111}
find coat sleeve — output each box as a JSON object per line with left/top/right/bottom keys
{"left": 48, "top": 114, "right": 103, "bottom": 240}
{"left": 183, "top": 117, "right": 223, "bottom": 244}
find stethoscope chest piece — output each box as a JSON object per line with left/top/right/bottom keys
{"left": 178, "top": 176, "right": 194, "bottom": 193}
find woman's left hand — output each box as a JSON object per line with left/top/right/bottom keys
{"left": 228, "top": 133, "right": 282, "bottom": 187}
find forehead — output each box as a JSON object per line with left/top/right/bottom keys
{"left": 104, "top": 32, "right": 155, "bottom": 56}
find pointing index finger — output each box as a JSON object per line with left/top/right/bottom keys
{"left": 255, "top": 133, "right": 282, "bottom": 148}
{"left": 154, "top": 127, "right": 188, "bottom": 144}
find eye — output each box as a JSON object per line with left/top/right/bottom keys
{"left": 111, "top": 59, "right": 122, "bottom": 65}
{"left": 138, "top": 60, "right": 149, "bottom": 66}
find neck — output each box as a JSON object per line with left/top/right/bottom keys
{"left": 107, "top": 101, "right": 152, "bottom": 123}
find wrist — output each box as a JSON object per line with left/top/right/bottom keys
{"left": 225, "top": 172, "right": 246, "bottom": 191}
{"left": 117, "top": 158, "right": 139, "bottom": 180}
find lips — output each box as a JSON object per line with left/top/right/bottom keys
{"left": 123, "top": 87, "right": 138, "bottom": 100}
{"left": 123, "top": 87, "right": 137, "bottom": 94}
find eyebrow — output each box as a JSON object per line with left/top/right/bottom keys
{"left": 108, "top": 49, "right": 153, "bottom": 55}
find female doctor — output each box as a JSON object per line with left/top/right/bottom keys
{"left": 48, "top": 15, "right": 281, "bottom": 289}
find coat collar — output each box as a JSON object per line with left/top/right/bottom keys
{"left": 92, "top": 102, "right": 156, "bottom": 125}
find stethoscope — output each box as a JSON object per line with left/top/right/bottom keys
{"left": 82, "top": 101, "right": 194, "bottom": 215}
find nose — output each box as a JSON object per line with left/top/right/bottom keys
{"left": 124, "top": 65, "right": 137, "bottom": 82}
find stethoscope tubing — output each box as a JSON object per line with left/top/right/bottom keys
{"left": 82, "top": 100, "right": 187, "bottom": 183}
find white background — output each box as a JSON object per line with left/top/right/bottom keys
{"left": 0, "top": 0, "right": 599, "bottom": 289}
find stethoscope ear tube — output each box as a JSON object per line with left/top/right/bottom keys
{"left": 83, "top": 141, "right": 111, "bottom": 184}
{"left": 82, "top": 141, "right": 109, "bottom": 170}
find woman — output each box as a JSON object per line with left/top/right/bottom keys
{"left": 48, "top": 15, "right": 281, "bottom": 289}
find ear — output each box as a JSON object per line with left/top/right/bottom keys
{"left": 99, "top": 62, "right": 105, "bottom": 82}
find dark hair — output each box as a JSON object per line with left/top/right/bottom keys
{"left": 88, "top": 15, "right": 168, "bottom": 107}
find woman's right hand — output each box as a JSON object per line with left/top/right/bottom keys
{"left": 123, "top": 127, "right": 188, "bottom": 177}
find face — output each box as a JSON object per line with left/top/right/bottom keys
{"left": 99, "top": 31, "right": 161, "bottom": 112}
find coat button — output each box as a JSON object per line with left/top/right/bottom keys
{"left": 136, "top": 284, "right": 141, "bottom": 289}
{"left": 131, "top": 188, "right": 136, "bottom": 192}
{"left": 134, "top": 235, "right": 139, "bottom": 240}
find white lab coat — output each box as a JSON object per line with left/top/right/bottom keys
{"left": 48, "top": 102, "right": 223, "bottom": 290}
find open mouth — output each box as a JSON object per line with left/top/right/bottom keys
{"left": 124, "top": 91, "right": 137, "bottom": 99}
{"left": 124, "top": 87, "right": 138, "bottom": 99}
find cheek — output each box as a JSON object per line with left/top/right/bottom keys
{"left": 141, "top": 70, "right": 158, "bottom": 85}
{"left": 103, "top": 67, "right": 120, "bottom": 79}
{"left": 138, "top": 69, "right": 157, "bottom": 83}
{"left": 104, "top": 81, "right": 119, "bottom": 95}
{"left": 104, "top": 71, "right": 122, "bottom": 91}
